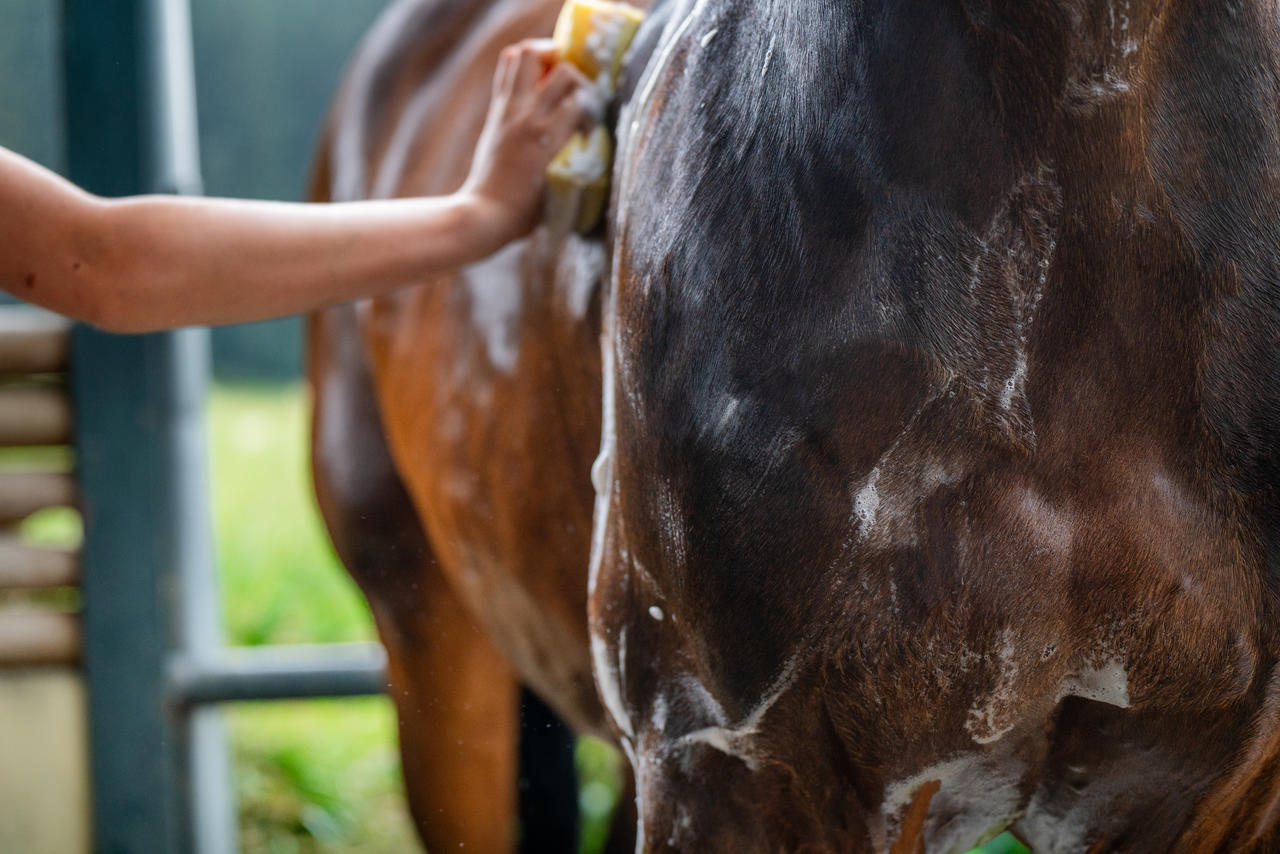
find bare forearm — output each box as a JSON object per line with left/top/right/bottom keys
{"left": 82, "top": 193, "right": 507, "bottom": 332}
{"left": 0, "top": 147, "right": 511, "bottom": 332}
{"left": 0, "top": 39, "right": 589, "bottom": 332}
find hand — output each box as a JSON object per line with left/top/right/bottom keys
{"left": 461, "top": 39, "right": 593, "bottom": 245}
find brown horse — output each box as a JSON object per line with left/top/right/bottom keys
{"left": 591, "top": 0, "right": 1280, "bottom": 851}
{"left": 308, "top": 0, "right": 636, "bottom": 851}
{"left": 315, "top": 0, "right": 1280, "bottom": 851}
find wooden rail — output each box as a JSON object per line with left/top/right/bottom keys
{"left": 0, "top": 537, "right": 79, "bottom": 590}
{"left": 0, "top": 311, "right": 72, "bottom": 375}
{"left": 0, "top": 307, "right": 81, "bottom": 671}
{"left": 0, "top": 610, "right": 79, "bottom": 666}
{"left": 0, "top": 388, "right": 73, "bottom": 446}
{"left": 0, "top": 472, "right": 77, "bottom": 523}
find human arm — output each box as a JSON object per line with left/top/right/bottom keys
{"left": 0, "top": 40, "right": 589, "bottom": 333}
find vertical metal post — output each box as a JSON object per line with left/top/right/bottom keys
{"left": 72, "top": 332, "right": 188, "bottom": 854}
{"left": 64, "top": 1, "right": 230, "bottom": 852}
{"left": 64, "top": 1, "right": 178, "bottom": 849}
{"left": 169, "top": 331, "right": 237, "bottom": 854}
{"left": 146, "top": 2, "right": 237, "bottom": 852}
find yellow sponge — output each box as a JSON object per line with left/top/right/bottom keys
{"left": 552, "top": 0, "right": 645, "bottom": 94}
{"left": 546, "top": 126, "right": 614, "bottom": 233}
{"left": 545, "top": 0, "right": 644, "bottom": 234}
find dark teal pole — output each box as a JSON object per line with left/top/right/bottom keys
{"left": 64, "top": 1, "right": 180, "bottom": 850}
{"left": 62, "top": 1, "right": 150, "bottom": 196}
{"left": 63, "top": 1, "right": 221, "bottom": 852}
{"left": 73, "top": 331, "right": 187, "bottom": 854}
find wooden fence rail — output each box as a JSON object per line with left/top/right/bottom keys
{"left": 0, "top": 387, "right": 73, "bottom": 447}
{"left": 0, "top": 537, "right": 79, "bottom": 590}
{"left": 0, "top": 472, "right": 77, "bottom": 523}
{"left": 0, "top": 610, "right": 79, "bottom": 666}
{"left": 0, "top": 307, "right": 80, "bottom": 668}
{"left": 0, "top": 312, "right": 72, "bottom": 375}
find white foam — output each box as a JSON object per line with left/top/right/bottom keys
{"left": 760, "top": 33, "right": 777, "bottom": 79}
{"left": 461, "top": 241, "right": 526, "bottom": 373}
{"left": 676, "top": 656, "right": 800, "bottom": 770}
{"left": 651, "top": 694, "right": 669, "bottom": 732}
{"left": 883, "top": 753, "right": 1025, "bottom": 854}
{"left": 854, "top": 467, "right": 882, "bottom": 533}
{"left": 590, "top": 447, "right": 610, "bottom": 494}
{"left": 1058, "top": 658, "right": 1130, "bottom": 708}
{"left": 559, "top": 236, "right": 605, "bottom": 321}
{"left": 999, "top": 351, "right": 1028, "bottom": 411}
{"left": 585, "top": 9, "right": 631, "bottom": 94}
{"left": 965, "top": 630, "right": 1021, "bottom": 745}
{"left": 592, "top": 629, "right": 634, "bottom": 739}
{"left": 562, "top": 140, "right": 609, "bottom": 181}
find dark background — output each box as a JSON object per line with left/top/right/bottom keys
{"left": 0, "top": 0, "right": 387, "bottom": 381}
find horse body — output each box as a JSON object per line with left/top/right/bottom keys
{"left": 313, "top": 0, "right": 1280, "bottom": 850}
{"left": 309, "top": 0, "right": 624, "bottom": 849}
{"left": 592, "top": 1, "right": 1280, "bottom": 851}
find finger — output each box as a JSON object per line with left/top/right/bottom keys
{"left": 493, "top": 45, "right": 519, "bottom": 98}
{"left": 543, "top": 92, "right": 591, "bottom": 151}
{"left": 521, "top": 38, "right": 558, "bottom": 65}
{"left": 512, "top": 43, "right": 545, "bottom": 97}
{"left": 536, "top": 63, "right": 591, "bottom": 109}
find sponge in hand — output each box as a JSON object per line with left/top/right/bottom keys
{"left": 552, "top": 0, "right": 645, "bottom": 95}
{"left": 545, "top": 0, "right": 644, "bottom": 234}
{"left": 546, "top": 125, "right": 614, "bottom": 234}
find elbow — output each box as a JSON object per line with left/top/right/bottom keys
{"left": 69, "top": 200, "right": 162, "bottom": 335}
{"left": 10, "top": 194, "right": 153, "bottom": 334}
{"left": 68, "top": 266, "right": 153, "bottom": 335}
{"left": 79, "top": 288, "right": 152, "bottom": 335}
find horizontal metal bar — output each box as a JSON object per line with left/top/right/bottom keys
{"left": 0, "top": 472, "right": 78, "bottom": 523}
{"left": 168, "top": 642, "right": 388, "bottom": 705}
{"left": 0, "top": 610, "right": 79, "bottom": 666}
{"left": 0, "top": 536, "right": 79, "bottom": 590}
{"left": 0, "top": 388, "right": 72, "bottom": 446}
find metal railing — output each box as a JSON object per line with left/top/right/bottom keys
{"left": 46, "top": 2, "right": 391, "bottom": 852}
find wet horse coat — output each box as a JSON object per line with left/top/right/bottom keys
{"left": 312, "top": 0, "right": 1280, "bottom": 850}
{"left": 591, "top": 0, "right": 1280, "bottom": 851}
{"left": 308, "top": 0, "right": 631, "bottom": 850}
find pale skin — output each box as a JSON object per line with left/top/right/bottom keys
{"left": 0, "top": 40, "right": 590, "bottom": 334}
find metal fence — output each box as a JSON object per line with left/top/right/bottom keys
{"left": 60, "top": 2, "right": 386, "bottom": 852}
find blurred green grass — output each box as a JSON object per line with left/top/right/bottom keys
{"left": 209, "top": 384, "right": 625, "bottom": 854}
{"left": 207, "top": 383, "right": 1027, "bottom": 854}
{"left": 209, "top": 384, "right": 418, "bottom": 854}
{"left": 211, "top": 385, "right": 374, "bottom": 648}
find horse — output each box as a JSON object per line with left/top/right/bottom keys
{"left": 315, "top": 0, "right": 1280, "bottom": 850}
{"left": 590, "top": 0, "right": 1280, "bottom": 850}
{"left": 306, "top": 0, "right": 637, "bottom": 850}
